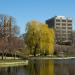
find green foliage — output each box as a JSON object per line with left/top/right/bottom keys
{"left": 25, "top": 21, "right": 55, "bottom": 56}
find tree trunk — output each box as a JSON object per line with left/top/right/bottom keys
{"left": 5, "top": 53, "right": 6, "bottom": 59}
{"left": 34, "top": 50, "right": 36, "bottom": 56}
{"left": 2, "top": 52, "right": 4, "bottom": 60}
{"left": 34, "top": 44, "right": 37, "bottom": 56}
{"left": 14, "top": 52, "right": 16, "bottom": 59}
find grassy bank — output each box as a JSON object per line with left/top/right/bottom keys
{"left": 28, "top": 54, "right": 75, "bottom": 60}
{"left": 0, "top": 59, "right": 28, "bottom": 67}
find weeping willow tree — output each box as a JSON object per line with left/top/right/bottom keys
{"left": 25, "top": 21, "right": 55, "bottom": 56}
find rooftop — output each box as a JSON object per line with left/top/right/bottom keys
{"left": 55, "top": 16, "right": 72, "bottom": 20}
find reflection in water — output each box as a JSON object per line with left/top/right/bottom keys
{"left": 55, "top": 60, "right": 75, "bottom": 75}
{"left": 27, "top": 60, "right": 54, "bottom": 75}
{"left": 0, "top": 66, "right": 28, "bottom": 75}
{"left": 0, "top": 59, "right": 75, "bottom": 75}
{"left": 0, "top": 67, "right": 16, "bottom": 75}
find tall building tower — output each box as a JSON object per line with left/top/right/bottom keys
{"left": 46, "top": 16, "right": 72, "bottom": 44}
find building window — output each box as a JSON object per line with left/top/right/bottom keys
{"left": 62, "top": 33, "right": 66, "bottom": 36}
{"left": 68, "top": 27, "right": 72, "bottom": 29}
{"left": 56, "top": 27, "right": 60, "bottom": 29}
{"left": 62, "top": 20, "right": 66, "bottom": 22}
{"left": 68, "top": 31, "right": 72, "bottom": 33}
{"left": 62, "top": 27, "right": 66, "bottom": 29}
{"left": 62, "top": 23, "right": 66, "bottom": 26}
{"left": 68, "top": 20, "right": 72, "bottom": 22}
{"left": 68, "top": 24, "right": 72, "bottom": 26}
{"left": 56, "top": 23, "right": 60, "bottom": 25}
{"left": 56, "top": 19, "right": 60, "bottom": 22}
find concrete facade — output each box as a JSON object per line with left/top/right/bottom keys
{"left": 46, "top": 16, "right": 72, "bottom": 44}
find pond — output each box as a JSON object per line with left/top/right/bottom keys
{"left": 0, "top": 59, "right": 75, "bottom": 75}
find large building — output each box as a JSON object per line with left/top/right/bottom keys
{"left": 46, "top": 16, "right": 72, "bottom": 44}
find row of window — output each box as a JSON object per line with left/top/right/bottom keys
{"left": 56, "top": 34, "right": 72, "bottom": 37}
{"left": 56, "top": 19, "right": 72, "bottom": 22}
{"left": 57, "top": 36, "right": 72, "bottom": 39}
{"left": 57, "top": 38, "right": 72, "bottom": 41}
{"left": 56, "top": 23, "right": 72, "bottom": 26}
{"left": 56, "top": 26, "right": 72, "bottom": 29}
{"left": 56, "top": 31, "right": 72, "bottom": 33}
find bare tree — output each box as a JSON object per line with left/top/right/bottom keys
{"left": 0, "top": 14, "right": 20, "bottom": 59}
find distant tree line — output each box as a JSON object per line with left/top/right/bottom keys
{"left": 0, "top": 14, "right": 24, "bottom": 59}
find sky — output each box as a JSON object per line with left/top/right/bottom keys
{"left": 0, "top": 0, "right": 75, "bottom": 34}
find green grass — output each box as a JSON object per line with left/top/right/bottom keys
{"left": 0, "top": 59, "right": 28, "bottom": 67}
{"left": 0, "top": 59, "right": 25, "bottom": 62}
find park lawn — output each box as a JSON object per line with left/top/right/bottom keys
{"left": 0, "top": 59, "right": 28, "bottom": 67}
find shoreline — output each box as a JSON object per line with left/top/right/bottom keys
{"left": 0, "top": 60, "right": 28, "bottom": 67}
{"left": 28, "top": 56, "right": 75, "bottom": 60}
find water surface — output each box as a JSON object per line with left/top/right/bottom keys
{"left": 0, "top": 59, "right": 75, "bottom": 75}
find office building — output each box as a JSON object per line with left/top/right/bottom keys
{"left": 46, "top": 16, "right": 72, "bottom": 44}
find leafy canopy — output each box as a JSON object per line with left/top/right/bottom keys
{"left": 25, "top": 21, "right": 54, "bottom": 55}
